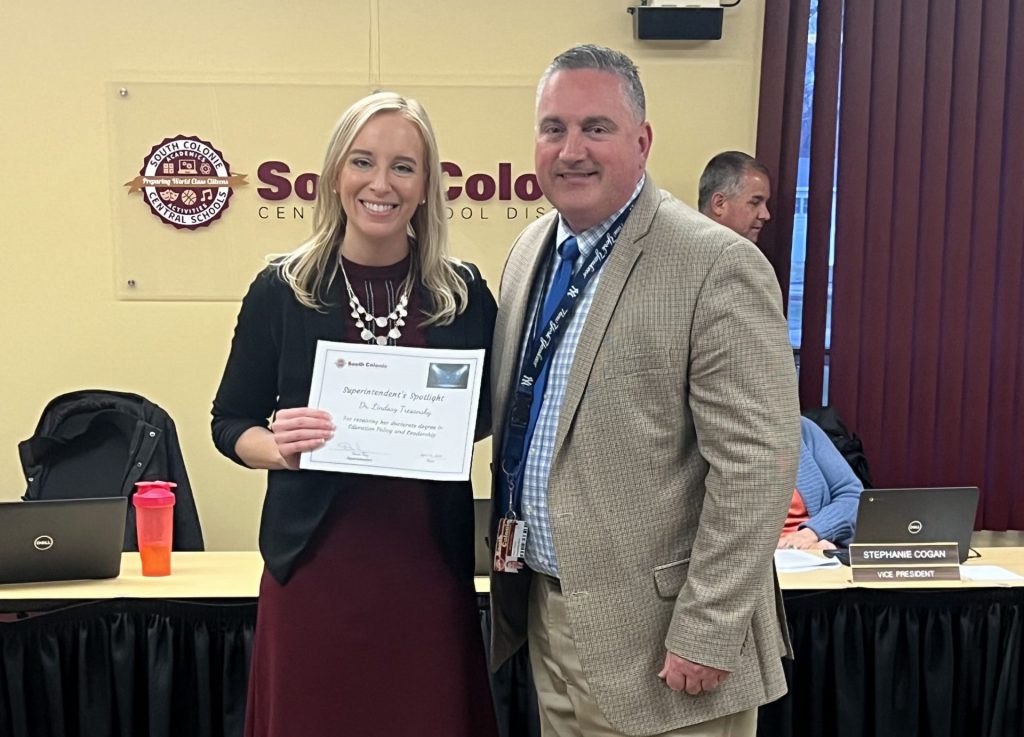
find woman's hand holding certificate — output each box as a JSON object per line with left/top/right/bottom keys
{"left": 300, "top": 341, "right": 485, "bottom": 481}
{"left": 269, "top": 407, "right": 335, "bottom": 470}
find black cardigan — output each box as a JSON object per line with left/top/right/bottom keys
{"left": 211, "top": 261, "right": 496, "bottom": 584}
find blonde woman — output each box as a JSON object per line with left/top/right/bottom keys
{"left": 212, "top": 92, "right": 498, "bottom": 737}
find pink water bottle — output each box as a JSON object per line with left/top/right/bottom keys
{"left": 133, "top": 481, "right": 177, "bottom": 576}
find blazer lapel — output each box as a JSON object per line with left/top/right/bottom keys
{"left": 492, "top": 219, "right": 558, "bottom": 457}
{"left": 555, "top": 179, "right": 660, "bottom": 451}
{"left": 426, "top": 295, "right": 469, "bottom": 349}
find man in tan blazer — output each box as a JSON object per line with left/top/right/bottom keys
{"left": 490, "top": 45, "right": 801, "bottom": 737}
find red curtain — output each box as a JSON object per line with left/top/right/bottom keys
{"left": 830, "top": 0, "right": 1024, "bottom": 529}
{"left": 755, "top": 0, "right": 810, "bottom": 307}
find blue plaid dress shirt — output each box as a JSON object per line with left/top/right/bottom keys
{"left": 521, "top": 176, "right": 645, "bottom": 578}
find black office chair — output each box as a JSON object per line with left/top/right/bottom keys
{"left": 802, "top": 405, "right": 874, "bottom": 488}
{"left": 18, "top": 389, "right": 205, "bottom": 551}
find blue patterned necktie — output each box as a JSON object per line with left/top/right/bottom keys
{"left": 539, "top": 236, "right": 580, "bottom": 328}
{"left": 525, "top": 235, "right": 580, "bottom": 445}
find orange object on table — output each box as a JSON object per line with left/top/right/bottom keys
{"left": 133, "top": 481, "right": 176, "bottom": 576}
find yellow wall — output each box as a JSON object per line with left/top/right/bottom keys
{"left": 0, "top": 0, "right": 765, "bottom": 550}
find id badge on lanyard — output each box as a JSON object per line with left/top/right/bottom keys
{"left": 493, "top": 516, "right": 529, "bottom": 573}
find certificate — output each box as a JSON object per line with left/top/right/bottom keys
{"left": 300, "top": 341, "right": 486, "bottom": 481}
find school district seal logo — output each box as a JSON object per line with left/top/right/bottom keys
{"left": 124, "top": 135, "right": 248, "bottom": 230}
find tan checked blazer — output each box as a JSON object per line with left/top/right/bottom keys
{"left": 489, "top": 178, "right": 801, "bottom": 735}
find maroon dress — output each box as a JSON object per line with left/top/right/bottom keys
{"left": 244, "top": 257, "right": 498, "bottom": 737}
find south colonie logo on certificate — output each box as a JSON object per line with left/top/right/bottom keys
{"left": 124, "top": 135, "right": 248, "bottom": 230}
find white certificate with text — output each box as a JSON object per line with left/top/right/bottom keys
{"left": 300, "top": 341, "right": 485, "bottom": 481}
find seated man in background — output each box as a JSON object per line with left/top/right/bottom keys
{"left": 697, "top": 150, "right": 772, "bottom": 243}
{"left": 699, "top": 153, "right": 862, "bottom": 549}
{"left": 779, "top": 416, "right": 863, "bottom": 550}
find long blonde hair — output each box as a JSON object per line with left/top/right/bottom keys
{"left": 277, "top": 91, "right": 468, "bottom": 324}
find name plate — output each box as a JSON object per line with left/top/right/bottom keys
{"left": 849, "top": 542, "right": 961, "bottom": 583}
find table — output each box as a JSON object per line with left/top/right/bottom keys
{"left": 0, "top": 552, "right": 264, "bottom": 603}
{"left": 776, "top": 547, "right": 1024, "bottom": 589}
{"left": 0, "top": 553, "right": 262, "bottom": 737}
{"left": 487, "top": 549, "right": 1024, "bottom": 737}
{"left": 2, "top": 551, "right": 1023, "bottom": 737}
{"left": 763, "top": 548, "right": 1024, "bottom": 737}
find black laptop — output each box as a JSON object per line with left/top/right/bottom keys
{"left": 0, "top": 497, "right": 127, "bottom": 584}
{"left": 852, "top": 487, "right": 979, "bottom": 564}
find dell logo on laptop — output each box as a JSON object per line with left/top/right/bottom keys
{"left": 907, "top": 520, "right": 923, "bottom": 535}
{"left": 34, "top": 535, "right": 54, "bottom": 550}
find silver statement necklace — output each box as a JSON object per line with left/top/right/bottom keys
{"left": 338, "top": 257, "right": 411, "bottom": 346}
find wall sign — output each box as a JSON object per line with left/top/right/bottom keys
{"left": 124, "top": 135, "right": 248, "bottom": 230}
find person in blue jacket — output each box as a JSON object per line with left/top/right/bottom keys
{"left": 778, "top": 417, "right": 863, "bottom": 549}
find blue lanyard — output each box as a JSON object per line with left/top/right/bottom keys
{"left": 499, "top": 205, "right": 634, "bottom": 517}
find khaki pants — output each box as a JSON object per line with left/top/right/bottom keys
{"left": 527, "top": 573, "right": 756, "bottom": 737}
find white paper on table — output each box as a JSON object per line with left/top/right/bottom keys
{"left": 959, "top": 565, "right": 1024, "bottom": 582}
{"left": 300, "top": 342, "right": 485, "bottom": 481}
{"left": 774, "top": 549, "right": 842, "bottom": 572}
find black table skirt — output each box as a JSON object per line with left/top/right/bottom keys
{"left": 1, "top": 588, "right": 1021, "bottom": 737}
{"left": 0, "top": 599, "right": 255, "bottom": 737}
{"left": 759, "top": 588, "right": 1024, "bottom": 737}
